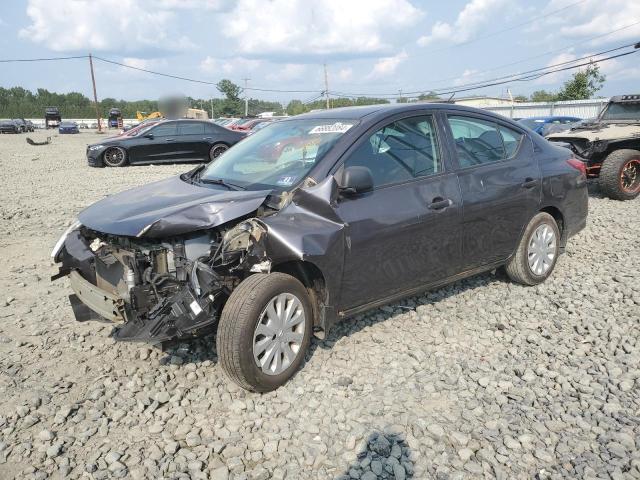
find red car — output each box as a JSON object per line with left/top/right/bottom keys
{"left": 229, "top": 118, "right": 272, "bottom": 131}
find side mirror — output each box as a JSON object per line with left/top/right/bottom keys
{"left": 144, "top": 133, "right": 154, "bottom": 139}
{"left": 339, "top": 166, "right": 373, "bottom": 195}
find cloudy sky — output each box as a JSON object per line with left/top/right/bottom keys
{"left": 1, "top": 0, "right": 639, "bottom": 103}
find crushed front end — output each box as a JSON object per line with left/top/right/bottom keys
{"left": 51, "top": 220, "right": 269, "bottom": 343}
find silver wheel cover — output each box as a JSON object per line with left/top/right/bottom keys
{"left": 527, "top": 223, "right": 556, "bottom": 276}
{"left": 253, "top": 293, "right": 305, "bottom": 376}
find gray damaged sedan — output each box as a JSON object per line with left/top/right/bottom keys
{"left": 52, "top": 104, "right": 588, "bottom": 391}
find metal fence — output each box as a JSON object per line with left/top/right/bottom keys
{"left": 481, "top": 98, "right": 609, "bottom": 119}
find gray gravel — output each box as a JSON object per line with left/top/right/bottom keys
{"left": 0, "top": 130, "right": 638, "bottom": 479}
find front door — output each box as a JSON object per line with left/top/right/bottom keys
{"left": 334, "top": 114, "right": 463, "bottom": 309}
{"left": 444, "top": 113, "right": 541, "bottom": 268}
{"left": 129, "top": 122, "right": 179, "bottom": 163}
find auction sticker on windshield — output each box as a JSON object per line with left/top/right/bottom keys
{"left": 276, "top": 175, "right": 298, "bottom": 186}
{"left": 309, "top": 122, "right": 353, "bottom": 134}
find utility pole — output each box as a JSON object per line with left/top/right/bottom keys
{"left": 398, "top": 88, "right": 403, "bottom": 103}
{"left": 242, "top": 78, "right": 250, "bottom": 117}
{"left": 210, "top": 97, "right": 214, "bottom": 119}
{"left": 88, "top": 53, "right": 102, "bottom": 132}
{"left": 324, "top": 63, "right": 330, "bottom": 109}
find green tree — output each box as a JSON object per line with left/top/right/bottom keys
{"left": 529, "top": 90, "right": 558, "bottom": 102}
{"left": 513, "top": 94, "right": 528, "bottom": 102}
{"left": 216, "top": 79, "right": 242, "bottom": 101}
{"left": 418, "top": 91, "right": 442, "bottom": 101}
{"left": 556, "top": 64, "right": 606, "bottom": 101}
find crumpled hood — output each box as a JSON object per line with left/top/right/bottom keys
{"left": 547, "top": 123, "right": 640, "bottom": 141}
{"left": 78, "top": 175, "right": 271, "bottom": 238}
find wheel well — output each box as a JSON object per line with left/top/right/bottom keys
{"left": 540, "top": 206, "right": 564, "bottom": 234}
{"left": 272, "top": 260, "right": 327, "bottom": 331}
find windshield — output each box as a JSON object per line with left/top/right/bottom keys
{"left": 199, "top": 118, "right": 357, "bottom": 190}
{"left": 600, "top": 102, "right": 640, "bottom": 121}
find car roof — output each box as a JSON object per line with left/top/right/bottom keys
{"left": 290, "top": 102, "right": 525, "bottom": 126}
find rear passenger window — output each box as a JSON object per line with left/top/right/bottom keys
{"left": 448, "top": 116, "right": 505, "bottom": 167}
{"left": 497, "top": 125, "right": 524, "bottom": 158}
{"left": 179, "top": 122, "right": 205, "bottom": 135}
{"left": 205, "top": 123, "right": 221, "bottom": 134}
{"left": 344, "top": 115, "right": 442, "bottom": 188}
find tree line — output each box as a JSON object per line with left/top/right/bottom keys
{"left": 0, "top": 65, "right": 606, "bottom": 119}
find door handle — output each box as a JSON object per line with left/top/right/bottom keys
{"left": 203, "top": 137, "right": 212, "bottom": 140}
{"left": 428, "top": 197, "right": 452, "bottom": 210}
{"left": 165, "top": 138, "right": 175, "bottom": 142}
{"left": 521, "top": 178, "right": 538, "bottom": 189}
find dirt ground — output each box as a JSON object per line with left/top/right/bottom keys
{"left": 0, "top": 129, "right": 638, "bottom": 480}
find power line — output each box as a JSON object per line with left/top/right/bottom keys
{"left": 0, "top": 54, "right": 89, "bottom": 63}
{"left": 331, "top": 47, "right": 639, "bottom": 100}
{"left": 329, "top": 40, "right": 640, "bottom": 98}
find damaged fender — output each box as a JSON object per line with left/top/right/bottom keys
{"left": 257, "top": 176, "right": 348, "bottom": 334}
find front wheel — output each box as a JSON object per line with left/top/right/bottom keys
{"left": 103, "top": 146, "right": 128, "bottom": 167}
{"left": 505, "top": 212, "right": 560, "bottom": 286}
{"left": 599, "top": 149, "right": 640, "bottom": 200}
{"left": 217, "top": 273, "right": 312, "bottom": 392}
{"left": 209, "top": 143, "right": 228, "bottom": 161}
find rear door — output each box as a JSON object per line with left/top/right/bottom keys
{"left": 129, "top": 122, "right": 178, "bottom": 163}
{"left": 443, "top": 112, "right": 540, "bottom": 269}
{"left": 334, "top": 112, "right": 463, "bottom": 309}
{"left": 177, "top": 121, "right": 207, "bottom": 161}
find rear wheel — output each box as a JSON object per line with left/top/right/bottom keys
{"left": 217, "top": 273, "right": 312, "bottom": 392}
{"left": 209, "top": 143, "right": 228, "bottom": 161}
{"left": 103, "top": 147, "right": 128, "bottom": 167}
{"left": 505, "top": 212, "right": 560, "bottom": 286}
{"left": 599, "top": 149, "right": 640, "bottom": 200}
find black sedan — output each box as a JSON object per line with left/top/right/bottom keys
{"left": 87, "top": 119, "right": 245, "bottom": 167}
{"left": 0, "top": 120, "right": 20, "bottom": 133}
{"left": 53, "top": 103, "right": 588, "bottom": 392}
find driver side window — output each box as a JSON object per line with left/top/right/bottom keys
{"left": 150, "top": 123, "right": 177, "bottom": 137}
{"left": 343, "top": 115, "right": 442, "bottom": 188}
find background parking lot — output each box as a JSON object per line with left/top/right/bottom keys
{"left": 0, "top": 130, "right": 638, "bottom": 479}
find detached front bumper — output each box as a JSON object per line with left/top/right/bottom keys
{"left": 69, "top": 270, "right": 125, "bottom": 322}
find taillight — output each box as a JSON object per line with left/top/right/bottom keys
{"left": 566, "top": 158, "right": 586, "bottom": 177}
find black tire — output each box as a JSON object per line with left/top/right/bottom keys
{"left": 505, "top": 212, "right": 560, "bottom": 286}
{"left": 217, "top": 273, "right": 313, "bottom": 392}
{"left": 103, "top": 146, "right": 128, "bottom": 167}
{"left": 209, "top": 143, "right": 228, "bottom": 161}
{"left": 599, "top": 149, "right": 640, "bottom": 201}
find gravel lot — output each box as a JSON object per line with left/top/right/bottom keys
{"left": 0, "top": 130, "right": 638, "bottom": 480}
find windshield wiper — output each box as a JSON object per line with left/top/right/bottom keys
{"left": 199, "top": 178, "right": 246, "bottom": 190}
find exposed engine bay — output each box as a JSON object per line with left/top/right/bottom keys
{"left": 53, "top": 219, "right": 271, "bottom": 343}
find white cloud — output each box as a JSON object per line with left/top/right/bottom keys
{"left": 532, "top": 52, "right": 577, "bottom": 85}
{"left": 222, "top": 0, "right": 423, "bottom": 60}
{"left": 199, "top": 56, "right": 218, "bottom": 73}
{"left": 336, "top": 68, "right": 354, "bottom": 81}
{"left": 453, "top": 69, "right": 480, "bottom": 86}
{"left": 122, "top": 57, "right": 168, "bottom": 71}
{"left": 417, "top": 0, "right": 510, "bottom": 46}
{"left": 267, "top": 64, "right": 307, "bottom": 82}
{"left": 19, "top": 0, "right": 206, "bottom": 53}
{"left": 539, "top": 0, "right": 640, "bottom": 45}
{"left": 368, "top": 50, "right": 408, "bottom": 78}
{"left": 199, "top": 56, "right": 261, "bottom": 76}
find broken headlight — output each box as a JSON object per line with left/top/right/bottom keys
{"left": 51, "top": 219, "right": 82, "bottom": 260}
